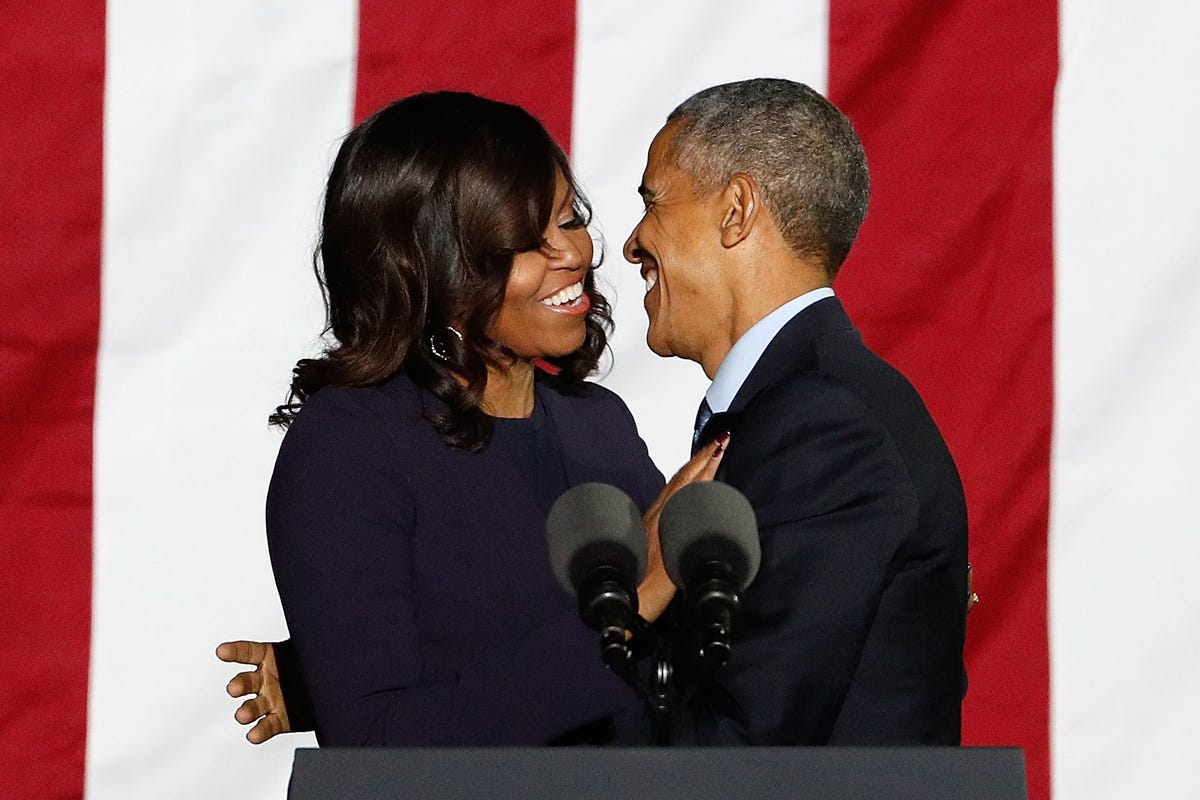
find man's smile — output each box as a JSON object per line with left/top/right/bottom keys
{"left": 642, "top": 267, "right": 659, "bottom": 293}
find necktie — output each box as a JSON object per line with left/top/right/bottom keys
{"left": 692, "top": 397, "right": 714, "bottom": 453}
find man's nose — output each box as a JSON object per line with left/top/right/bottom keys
{"left": 622, "top": 226, "right": 640, "bottom": 264}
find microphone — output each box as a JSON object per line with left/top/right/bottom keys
{"left": 546, "top": 483, "right": 648, "bottom": 671}
{"left": 659, "top": 481, "right": 759, "bottom": 673}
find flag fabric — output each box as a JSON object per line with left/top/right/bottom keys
{"left": 2, "top": 2, "right": 1198, "bottom": 799}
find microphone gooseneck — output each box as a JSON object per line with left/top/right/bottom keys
{"left": 577, "top": 563, "right": 638, "bottom": 669}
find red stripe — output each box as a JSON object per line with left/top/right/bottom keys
{"left": 0, "top": 2, "right": 105, "bottom": 798}
{"left": 355, "top": 2, "right": 577, "bottom": 149}
{"left": 829, "top": 3, "right": 1057, "bottom": 798}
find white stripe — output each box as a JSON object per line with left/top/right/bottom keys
{"left": 90, "top": 2, "right": 356, "bottom": 797}
{"left": 573, "top": 0, "right": 829, "bottom": 474}
{"left": 1052, "top": 2, "right": 1200, "bottom": 798}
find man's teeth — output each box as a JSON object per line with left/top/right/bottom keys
{"left": 541, "top": 281, "right": 584, "bottom": 307}
{"left": 644, "top": 271, "right": 658, "bottom": 293}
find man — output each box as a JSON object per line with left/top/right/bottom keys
{"left": 625, "top": 78, "right": 967, "bottom": 744}
{"left": 220, "top": 78, "right": 968, "bottom": 746}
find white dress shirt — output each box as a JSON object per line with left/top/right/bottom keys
{"left": 704, "top": 287, "right": 835, "bottom": 413}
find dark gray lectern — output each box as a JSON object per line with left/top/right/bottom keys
{"left": 289, "top": 747, "right": 1027, "bottom": 800}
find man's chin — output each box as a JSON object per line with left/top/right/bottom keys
{"left": 645, "top": 330, "right": 674, "bottom": 359}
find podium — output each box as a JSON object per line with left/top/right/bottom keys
{"left": 288, "top": 746, "right": 1027, "bottom": 800}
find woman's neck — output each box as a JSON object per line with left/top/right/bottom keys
{"left": 481, "top": 358, "right": 536, "bottom": 418}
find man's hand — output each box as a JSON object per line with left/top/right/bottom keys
{"left": 216, "top": 640, "right": 292, "bottom": 744}
{"left": 638, "top": 433, "right": 730, "bottom": 623}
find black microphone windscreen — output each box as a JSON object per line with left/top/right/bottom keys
{"left": 660, "top": 481, "right": 760, "bottom": 591}
{"left": 546, "top": 482, "right": 647, "bottom": 596}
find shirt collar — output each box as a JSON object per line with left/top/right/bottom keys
{"left": 705, "top": 287, "right": 835, "bottom": 413}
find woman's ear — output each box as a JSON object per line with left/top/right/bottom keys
{"left": 719, "top": 173, "right": 762, "bottom": 249}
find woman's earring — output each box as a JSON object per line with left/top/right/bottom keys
{"left": 429, "top": 326, "right": 464, "bottom": 362}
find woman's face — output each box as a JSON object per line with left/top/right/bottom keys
{"left": 488, "top": 172, "right": 594, "bottom": 360}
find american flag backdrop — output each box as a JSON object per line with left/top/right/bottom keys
{"left": 2, "top": 1, "right": 1198, "bottom": 799}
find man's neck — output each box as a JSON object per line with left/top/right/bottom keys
{"left": 699, "top": 262, "right": 830, "bottom": 378}
{"left": 704, "top": 286, "right": 836, "bottom": 411}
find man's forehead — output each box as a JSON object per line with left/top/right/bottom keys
{"left": 647, "top": 123, "right": 678, "bottom": 167}
{"left": 639, "top": 122, "right": 682, "bottom": 195}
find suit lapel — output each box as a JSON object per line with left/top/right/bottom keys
{"left": 693, "top": 297, "right": 856, "bottom": 451}
{"left": 726, "top": 296, "right": 856, "bottom": 415}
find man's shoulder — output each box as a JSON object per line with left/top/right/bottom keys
{"left": 759, "top": 327, "right": 965, "bottom": 501}
{"left": 732, "top": 369, "right": 904, "bottom": 474}
{"left": 732, "top": 329, "right": 953, "bottom": 471}
{"left": 736, "top": 297, "right": 907, "bottom": 409}
{"left": 742, "top": 339, "right": 896, "bottom": 426}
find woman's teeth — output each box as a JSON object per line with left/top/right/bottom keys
{"left": 541, "top": 281, "right": 584, "bottom": 307}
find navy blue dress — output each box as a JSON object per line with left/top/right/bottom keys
{"left": 266, "top": 372, "right": 665, "bottom": 746}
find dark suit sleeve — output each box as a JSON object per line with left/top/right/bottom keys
{"left": 678, "top": 374, "right": 921, "bottom": 744}
{"left": 266, "top": 390, "right": 636, "bottom": 746}
{"left": 271, "top": 638, "right": 314, "bottom": 732}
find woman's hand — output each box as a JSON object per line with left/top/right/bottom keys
{"left": 638, "top": 433, "right": 731, "bottom": 623}
{"left": 216, "top": 640, "right": 291, "bottom": 744}
{"left": 967, "top": 563, "right": 979, "bottom": 615}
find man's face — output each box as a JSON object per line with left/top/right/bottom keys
{"left": 623, "top": 123, "right": 726, "bottom": 365}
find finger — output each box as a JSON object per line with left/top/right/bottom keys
{"left": 670, "top": 440, "right": 723, "bottom": 487}
{"left": 227, "top": 669, "right": 264, "bottom": 698}
{"left": 235, "top": 696, "right": 270, "bottom": 725}
{"left": 246, "top": 714, "right": 283, "bottom": 745}
{"left": 668, "top": 447, "right": 712, "bottom": 484}
{"left": 677, "top": 433, "right": 730, "bottom": 485}
{"left": 216, "top": 640, "right": 271, "bottom": 666}
{"left": 693, "top": 435, "right": 729, "bottom": 482}
{"left": 647, "top": 435, "right": 733, "bottom": 520}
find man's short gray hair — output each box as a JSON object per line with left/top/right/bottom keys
{"left": 667, "top": 78, "right": 869, "bottom": 275}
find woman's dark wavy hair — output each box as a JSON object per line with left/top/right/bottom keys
{"left": 270, "top": 92, "right": 612, "bottom": 450}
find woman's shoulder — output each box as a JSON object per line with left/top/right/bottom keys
{"left": 537, "top": 375, "right": 647, "bottom": 444}
{"left": 281, "top": 373, "right": 431, "bottom": 450}
{"left": 269, "top": 374, "right": 439, "bottom": 508}
{"left": 536, "top": 373, "right": 630, "bottom": 415}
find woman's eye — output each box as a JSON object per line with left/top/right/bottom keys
{"left": 560, "top": 213, "right": 586, "bottom": 230}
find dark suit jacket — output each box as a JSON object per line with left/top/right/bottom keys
{"left": 679, "top": 296, "right": 968, "bottom": 745}
{"left": 266, "top": 372, "right": 664, "bottom": 746}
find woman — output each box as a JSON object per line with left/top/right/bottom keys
{"left": 249, "top": 91, "right": 722, "bottom": 747}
